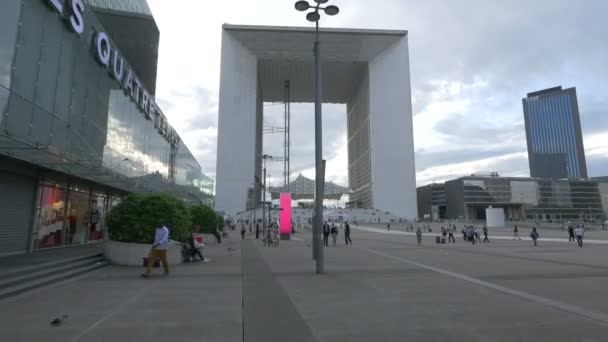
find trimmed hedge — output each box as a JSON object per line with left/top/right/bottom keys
{"left": 106, "top": 193, "right": 191, "bottom": 244}
{"left": 190, "top": 205, "right": 218, "bottom": 234}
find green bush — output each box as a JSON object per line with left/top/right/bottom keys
{"left": 106, "top": 193, "right": 191, "bottom": 244}
{"left": 216, "top": 214, "right": 225, "bottom": 231}
{"left": 190, "top": 205, "right": 217, "bottom": 234}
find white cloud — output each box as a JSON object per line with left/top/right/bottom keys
{"left": 147, "top": 0, "right": 608, "bottom": 186}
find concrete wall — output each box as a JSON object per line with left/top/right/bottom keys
{"left": 368, "top": 35, "right": 417, "bottom": 220}
{"left": 346, "top": 67, "right": 372, "bottom": 208}
{"left": 215, "top": 31, "right": 258, "bottom": 215}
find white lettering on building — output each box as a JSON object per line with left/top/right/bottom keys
{"left": 42, "top": 0, "right": 179, "bottom": 147}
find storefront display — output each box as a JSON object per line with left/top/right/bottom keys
{"left": 36, "top": 184, "right": 67, "bottom": 249}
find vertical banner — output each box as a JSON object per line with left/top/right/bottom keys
{"left": 280, "top": 193, "right": 292, "bottom": 239}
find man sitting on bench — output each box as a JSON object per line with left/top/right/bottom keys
{"left": 184, "top": 225, "right": 205, "bottom": 262}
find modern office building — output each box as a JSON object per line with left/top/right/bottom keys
{"left": 434, "top": 176, "right": 605, "bottom": 222}
{"left": 0, "top": 0, "right": 211, "bottom": 256}
{"left": 416, "top": 183, "right": 447, "bottom": 221}
{"left": 215, "top": 25, "right": 417, "bottom": 219}
{"left": 87, "top": 0, "right": 159, "bottom": 94}
{"left": 522, "top": 86, "right": 588, "bottom": 179}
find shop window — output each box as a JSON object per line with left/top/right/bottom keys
{"left": 36, "top": 183, "right": 68, "bottom": 249}
{"left": 88, "top": 193, "right": 107, "bottom": 242}
{"left": 66, "top": 186, "right": 91, "bottom": 245}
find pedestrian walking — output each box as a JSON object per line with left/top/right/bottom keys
{"left": 240, "top": 224, "right": 246, "bottom": 240}
{"left": 255, "top": 223, "right": 260, "bottom": 239}
{"left": 416, "top": 227, "right": 422, "bottom": 245}
{"left": 387, "top": 223, "right": 391, "bottom": 231}
{"left": 323, "top": 222, "right": 330, "bottom": 247}
{"left": 568, "top": 225, "right": 575, "bottom": 242}
{"left": 331, "top": 223, "right": 338, "bottom": 247}
{"left": 483, "top": 226, "right": 489, "bottom": 243}
{"left": 441, "top": 227, "right": 447, "bottom": 241}
{"left": 513, "top": 225, "right": 521, "bottom": 240}
{"left": 574, "top": 226, "right": 584, "bottom": 248}
{"left": 474, "top": 227, "right": 481, "bottom": 243}
{"left": 142, "top": 223, "right": 170, "bottom": 278}
{"left": 469, "top": 227, "right": 476, "bottom": 245}
{"left": 447, "top": 225, "right": 455, "bottom": 243}
{"left": 530, "top": 227, "right": 540, "bottom": 247}
{"left": 344, "top": 222, "right": 352, "bottom": 245}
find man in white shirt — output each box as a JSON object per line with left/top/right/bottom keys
{"left": 574, "top": 226, "right": 584, "bottom": 248}
{"left": 142, "top": 224, "right": 170, "bottom": 277}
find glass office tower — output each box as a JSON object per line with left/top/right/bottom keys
{"left": 522, "top": 86, "right": 588, "bottom": 179}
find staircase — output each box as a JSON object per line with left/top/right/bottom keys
{"left": 0, "top": 253, "right": 108, "bottom": 300}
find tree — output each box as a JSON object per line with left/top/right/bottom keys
{"left": 190, "top": 205, "right": 218, "bottom": 234}
{"left": 106, "top": 193, "right": 191, "bottom": 243}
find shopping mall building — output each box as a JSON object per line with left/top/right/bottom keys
{"left": 0, "top": 0, "right": 213, "bottom": 256}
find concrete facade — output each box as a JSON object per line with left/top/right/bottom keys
{"left": 215, "top": 25, "right": 417, "bottom": 219}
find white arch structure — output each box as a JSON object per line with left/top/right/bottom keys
{"left": 215, "top": 24, "right": 417, "bottom": 219}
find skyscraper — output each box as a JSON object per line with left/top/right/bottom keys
{"left": 522, "top": 86, "right": 587, "bottom": 179}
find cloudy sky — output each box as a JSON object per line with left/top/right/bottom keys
{"left": 147, "top": 0, "right": 608, "bottom": 188}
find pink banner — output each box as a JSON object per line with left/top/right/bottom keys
{"left": 280, "top": 193, "right": 291, "bottom": 235}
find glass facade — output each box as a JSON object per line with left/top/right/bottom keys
{"left": 86, "top": 0, "right": 153, "bottom": 16}
{"left": 0, "top": 1, "right": 213, "bottom": 251}
{"left": 459, "top": 177, "right": 604, "bottom": 221}
{"left": 523, "top": 87, "right": 588, "bottom": 179}
{"left": 0, "top": 0, "right": 211, "bottom": 199}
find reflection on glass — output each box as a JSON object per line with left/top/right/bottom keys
{"left": 0, "top": 85, "right": 8, "bottom": 128}
{"left": 66, "top": 187, "right": 91, "bottom": 245}
{"left": 37, "top": 184, "right": 67, "bottom": 249}
{"left": 0, "top": 0, "right": 20, "bottom": 88}
{"left": 103, "top": 90, "right": 170, "bottom": 180}
{"left": 88, "top": 194, "right": 107, "bottom": 242}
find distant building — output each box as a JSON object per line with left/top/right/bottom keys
{"left": 416, "top": 183, "right": 446, "bottom": 221}
{"left": 522, "top": 86, "right": 587, "bottom": 179}
{"left": 418, "top": 176, "right": 606, "bottom": 222}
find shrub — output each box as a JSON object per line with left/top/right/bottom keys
{"left": 190, "top": 205, "right": 218, "bottom": 234}
{"left": 106, "top": 193, "right": 191, "bottom": 244}
{"left": 216, "top": 214, "right": 225, "bottom": 231}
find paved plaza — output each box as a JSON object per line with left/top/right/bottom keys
{"left": 2, "top": 226, "right": 608, "bottom": 341}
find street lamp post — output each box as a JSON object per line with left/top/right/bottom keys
{"left": 295, "top": 0, "right": 339, "bottom": 274}
{"left": 258, "top": 154, "right": 272, "bottom": 234}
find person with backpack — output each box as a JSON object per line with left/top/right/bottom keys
{"left": 530, "top": 227, "right": 540, "bottom": 247}
{"left": 574, "top": 226, "right": 584, "bottom": 248}
{"left": 323, "top": 222, "right": 330, "bottom": 247}
{"left": 330, "top": 223, "right": 339, "bottom": 247}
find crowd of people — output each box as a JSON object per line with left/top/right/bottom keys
{"left": 323, "top": 221, "right": 353, "bottom": 246}
{"left": 407, "top": 222, "right": 590, "bottom": 248}
{"left": 140, "top": 217, "right": 594, "bottom": 278}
